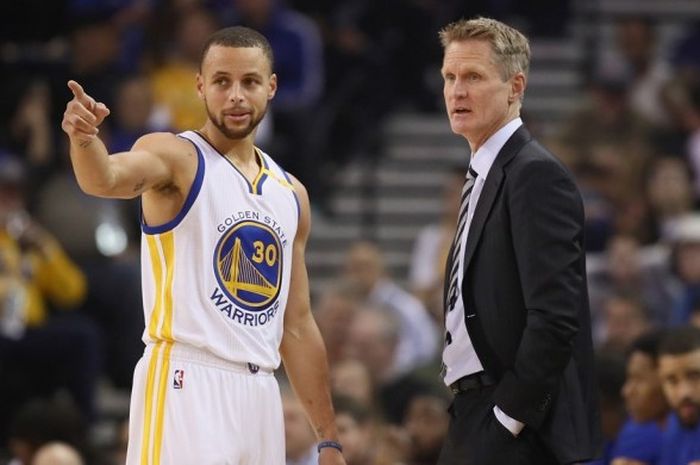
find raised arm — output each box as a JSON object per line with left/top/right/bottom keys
{"left": 280, "top": 176, "right": 346, "bottom": 465}
{"left": 61, "top": 80, "right": 181, "bottom": 199}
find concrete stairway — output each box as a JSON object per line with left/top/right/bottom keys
{"left": 306, "top": 31, "right": 590, "bottom": 296}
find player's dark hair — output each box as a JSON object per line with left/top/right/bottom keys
{"left": 200, "top": 26, "right": 274, "bottom": 72}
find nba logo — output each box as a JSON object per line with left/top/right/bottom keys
{"left": 173, "top": 369, "right": 184, "bottom": 389}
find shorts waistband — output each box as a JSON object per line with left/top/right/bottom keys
{"left": 145, "top": 343, "right": 274, "bottom": 376}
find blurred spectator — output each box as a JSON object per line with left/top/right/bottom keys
{"left": 107, "top": 74, "right": 169, "bottom": 154}
{"left": 408, "top": 166, "right": 463, "bottom": 321}
{"left": 560, "top": 71, "right": 652, "bottom": 156}
{"left": 671, "top": 21, "right": 700, "bottom": 76}
{"left": 588, "top": 234, "right": 676, "bottom": 342}
{"left": 611, "top": 331, "right": 669, "bottom": 465}
{"left": 587, "top": 353, "right": 627, "bottom": 465}
{"left": 34, "top": 162, "right": 142, "bottom": 389}
{"left": 107, "top": 417, "right": 128, "bottom": 465}
{"left": 600, "top": 293, "right": 653, "bottom": 354}
{"left": 333, "top": 395, "right": 379, "bottom": 465}
{"left": 604, "top": 16, "right": 673, "bottom": 130}
{"left": 345, "top": 307, "right": 401, "bottom": 387}
{"left": 402, "top": 387, "right": 450, "bottom": 465}
{"left": 313, "top": 282, "right": 360, "bottom": 365}
{"left": 4, "top": 398, "right": 92, "bottom": 465}
{"left": 148, "top": 7, "right": 218, "bottom": 132}
{"left": 668, "top": 214, "right": 700, "bottom": 324}
{"left": 343, "top": 241, "right": 438, "bottom": 374}
{"left": 572, "top": 159, "right": 616, "bottom": 252}
{"left": 560, "top": 75, "right": 652, "bottom": 241}
{"left": 313, "top": 0, "right": 388, "bottom": 167}
{"left": 227, "top": 0, "right": 323, "bottom": 112}
{"left": 345, "top": 307, "right": 434, "bottom": 424}
{"left": 691, "top": 296, "right": 700, "bottom": 329}
{"left": 32, "top": 442, "right": 84, "bottom": 465}
{"left": 225, "top": 0, "right": 324, "bottom": 197}
{"left": 5, "top": 81, "right": 53, "bottom": 171}
{"left": 330, "top": 358, "right": 375, "bottom": 411}
{"left": 48, "top": 10, "right": 125, "bottom": 135}
{"left": 642, "top": 156, "right": 695, "bottom": 243}
{"left": 282, "top": 387, "right": 318, "bottom": 465}
{"left": 678, "top": 78, "right": 700, "bottom": 198}
{"left": 0, "top": 157, "right": 100, "bottom": 437}
{"left": 657, "top": 326, "right": 700, "bottom": 465}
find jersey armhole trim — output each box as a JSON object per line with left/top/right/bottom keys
{"left": 281, "top": 170, "right": 301, "bottom": 220}
{"left": 141, "top": 136, "right": 206, "bottom": 235}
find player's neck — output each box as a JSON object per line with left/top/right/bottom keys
{"left": 199, "top": 125, "right": 257, "bottom": 165}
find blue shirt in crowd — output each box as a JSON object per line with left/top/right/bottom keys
{"left": 660, "top": 413, "right": 700, "bottom": 465}
{"left": 612, "top": 418, "right": 664, "bottom": 464}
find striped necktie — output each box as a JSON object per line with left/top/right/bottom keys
{"left": 445, "top": 165, "right": 478, "bottom": 312}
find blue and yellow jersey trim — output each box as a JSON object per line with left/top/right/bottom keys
{"left": 141, "top": 136, "right": 206, "bottom": 235}
{"left": 141, "top": 231, "right": 176, "bottom": 464}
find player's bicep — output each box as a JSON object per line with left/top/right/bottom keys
{"left": 106, "top": 150, "right": 170, "bottom": 198}
{"left": 104, "top": 133, "right": 176, "bottom": 198}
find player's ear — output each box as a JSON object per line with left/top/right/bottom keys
{"left": 268, "top": 73, "right": 277, "bottom": 100}
{"left": 196, "top": 73, "right": 205, "bottom": 100}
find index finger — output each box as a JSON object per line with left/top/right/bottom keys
{"left": 67, "top": 80, "right": 87, "bottom": 100}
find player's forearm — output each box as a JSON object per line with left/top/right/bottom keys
{"left": 68, "top": 135, "right": 117, "bottom": 196}
{"left": 281, "top": 318, "right": 339, "bottom": 441}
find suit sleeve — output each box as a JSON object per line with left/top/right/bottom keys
{"left": 493, "top": 156, "right": 585, "bottom": 429}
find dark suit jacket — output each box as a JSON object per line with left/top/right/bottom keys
{"left": 443, "top": 126, "right": 602, "bottom": 463}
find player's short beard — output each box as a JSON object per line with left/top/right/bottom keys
{"left": 205, "top": 98, "right": 268, "bottom": 140}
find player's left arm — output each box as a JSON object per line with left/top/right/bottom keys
{"left": 280, "top": 175, "right": 346, "bottom": 465}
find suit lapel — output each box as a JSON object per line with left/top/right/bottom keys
{"left": 462, "top": 126, "right": 532, "bottom": 271}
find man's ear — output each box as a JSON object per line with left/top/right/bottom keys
{"left": 509, "top": 72, "right": 526, "bottom": 103}
{"left": 196, "top": 73, "right": 205, "bottom": 100}
{"left": 268, "top": 73, "right": 278, "bottom": 100}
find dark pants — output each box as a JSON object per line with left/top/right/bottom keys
{"left": 437, "top": 385, "right": 559, "bottom": 465}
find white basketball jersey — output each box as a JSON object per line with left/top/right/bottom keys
{"left": 140, "top": 130, "right": 299, "bottom": 370}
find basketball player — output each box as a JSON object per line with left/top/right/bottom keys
{"left": 61, "top": 26, "right": 346, "bottom": 465}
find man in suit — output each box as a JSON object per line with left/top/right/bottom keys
{"left": 436, "top": 17, "right": 602, "bottom": 464}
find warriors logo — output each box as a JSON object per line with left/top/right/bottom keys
{"left": 213, "top": 220, "right": 282, "bottom": 312}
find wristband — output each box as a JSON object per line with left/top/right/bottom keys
{"left": 317, "top": 440, "right": 343, "bottom": 453}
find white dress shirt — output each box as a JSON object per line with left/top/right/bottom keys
{"left": 442, "top": 117, "right": 525, "bottom": 436}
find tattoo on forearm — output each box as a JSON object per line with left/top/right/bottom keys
{"left": 78, "top": 139, "right": 92, "bottom": 148}
{"left": 133, "top": 178, "right": 146, "bottom": 193}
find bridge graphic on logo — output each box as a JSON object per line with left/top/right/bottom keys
{"left": 219, "top": 237, "right": 276, "bottom": 298}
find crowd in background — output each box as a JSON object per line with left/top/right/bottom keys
{"left": 1, "top": 0, "right": 700, "bottom": 464}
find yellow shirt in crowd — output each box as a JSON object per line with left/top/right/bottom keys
{"left": 0, "top": 231, "right": 86, "bottom": 327}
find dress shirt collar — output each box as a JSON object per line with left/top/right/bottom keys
{"left": 470, "top": 117, "right": 523, "bottom": 178}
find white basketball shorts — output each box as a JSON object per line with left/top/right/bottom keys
{"left": 125, "top": 342, "right": 285, "bottom": 465}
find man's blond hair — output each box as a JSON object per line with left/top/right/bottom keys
{"left": 439, "top": 17, "right": 531, "bottom": 81}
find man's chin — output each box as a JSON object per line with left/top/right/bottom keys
{"left": 679, "top": 413, "right": 700, "bottom": 429}
{"left": 220, "top": 125, "right": 254, "bottom": 140}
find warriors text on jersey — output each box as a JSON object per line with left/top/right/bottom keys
{"left": 140, "top": 130, "right": 299, "bottom": 371}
